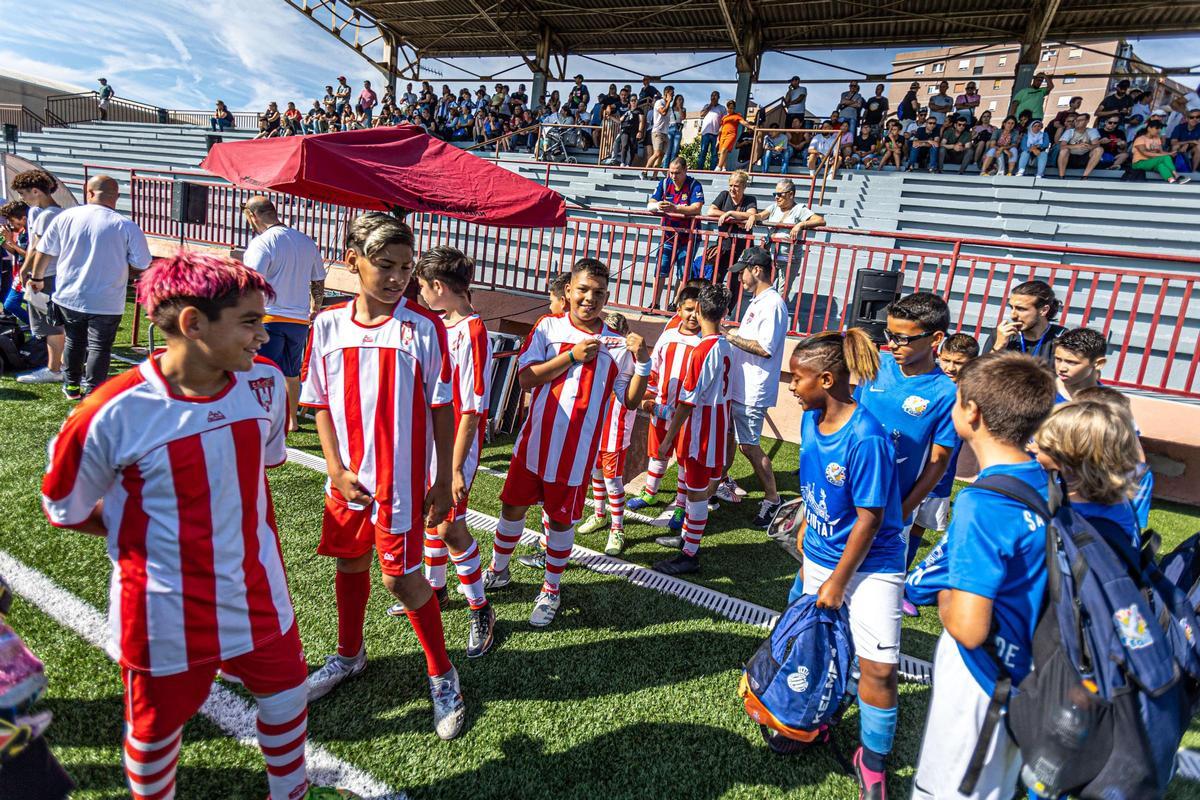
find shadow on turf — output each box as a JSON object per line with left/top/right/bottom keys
{"left": 0, "top": 386, "right": 39, "bottom": 401}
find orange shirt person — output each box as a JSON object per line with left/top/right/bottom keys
{"left": 716, "top": 100, "right": 751, "bottom": 171}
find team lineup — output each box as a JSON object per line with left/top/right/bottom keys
{"left": 36, "top": 205, "right": 1179, "bottom": 799}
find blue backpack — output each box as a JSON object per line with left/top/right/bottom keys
{"left": 905, "top": 532, "right": 950, "bottom": 608}
{"left": 1160, "top": 532, "right": 1200, "bottom": 614}
{"left": 739, "top": 593, "right": 854, "bottom": 754}
{"left": 962, "top": 474, "right": 1200, "bottom": 799}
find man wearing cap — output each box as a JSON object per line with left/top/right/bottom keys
{"left": 566, "top": 75, "right": 590, "bottom": 123}
{"left": 97, "top": 78, "right": 113, "bottom": 121}
{"left": 1095, "top": 79, "right": 1134, "bottom": 128}
{"left": 334, "top": 76, "right": 351, "bottom": 116}
{"left": 837, "top": 81, "right": 865, "bottom": 127}
{"left": 1170, "top": 105, "right": 1200, "bottom": 173}
{"left": 718, "top": 246, "right": 789, "bottom": 528}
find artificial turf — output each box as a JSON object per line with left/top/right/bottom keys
{"left": 3, "top": 307, "right": 1200, "bottom": 799}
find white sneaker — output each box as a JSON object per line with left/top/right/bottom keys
{"left": 529, "top": 590, "right": 561, "bottom": 627}
{"left": 429, "top": 666, "right": 465, "bottom": 740}
{"left": 729, "top": 478, "right": 749, "bottom": 498}
{"left": 305, "top": 645, "right": 366, "bottom": 702}
{"left": 15, "top": 367, "right": 62, "bottom": 385}
{"left": 715, "top": 480, "right": 742, "bottom": 504}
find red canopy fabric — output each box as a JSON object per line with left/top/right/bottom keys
{"left": 200, "top": 125, "right": 566, "bottom": 228}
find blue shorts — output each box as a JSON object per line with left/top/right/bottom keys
{"left": 658, "top": 232, "right": 694, "bottom": 279}
{"left": 261, "top": 321, "right": 309, "bottom": 378}
{"left": 732, "top": 400, "right": 767, "bottom": 446}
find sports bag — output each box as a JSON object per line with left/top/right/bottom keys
{"left": 904, "top": 532, "right": 950, "bottom": 608}
{"left": 739, "top": 593, "right": 854, "bottom": 754}
{"left": 0, "top": 317, "right": 29, "bottom": 377}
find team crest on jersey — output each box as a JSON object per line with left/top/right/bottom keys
{"left": 400, "top": 321, "right": 415, "bottom": 346}
{"left": 207, "top": 410, "right": 226, "bottom": 423}
{"left": 600, "top": 335, "right": 624, "bottom": 351}
{"left": 1115, "top": 605, "right": 1153, "bottom": 650}
{"left": 824, "top": 462, "right": 846, "bottom": 487}
{"left": 786, "top": 666, "right": 810, "bottom": 693}
{"left": 902, "top": 395, "right": 930, "bottom": 416}
{"left": 362, "top": 333, "right": 375, "bottom": 344}
{"left": 249, "top": 377, "right": 275, "bottom": 413}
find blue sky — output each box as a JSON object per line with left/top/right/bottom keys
{"left": 1, "top": 0, "right": 1196, "bottom": 115}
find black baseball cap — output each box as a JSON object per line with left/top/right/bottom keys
{"left": 731, "top": 246, "right": 772, "bottom": 273}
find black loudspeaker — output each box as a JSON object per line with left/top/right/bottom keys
{"left": 3, "top": 124, "right": 17, "bottom": 143}
{"left": 849, "top": 268, "right": 902, "bottom": 344}
{"left": 171, "top": 181, "right": 208, "bottom": 225}
{"left": 204, "top": 133, "right": 223, "bottom": 151}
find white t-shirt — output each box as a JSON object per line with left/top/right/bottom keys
{"left": 1062, "top": 127, "right": 1100, "bottom": 147}
{"left": 785, "top": 85, "right": 807, "bottom": 116}
{"left": 730, "top": 287, "right": 789, "bottom": 408}
{"left": 242, "top": 225, "right": 326, "bottom": 322}
{"left": 700, "top": 107, "right": 724, "bottom": 137}
{"left": 36, "top": 204, "right": 151, "bottom": 315}
{"left": 652, "top": 99, "right": 671, "bottom": 135}
{"left": 27, "top": 205, "right": 63, "bottom": 277}
{"left": 765, "top": 201, "right": 816, "bottom": 227}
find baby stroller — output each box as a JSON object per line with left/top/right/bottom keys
{"left": 538, "top": 125, "right": 577, "bottom": 164}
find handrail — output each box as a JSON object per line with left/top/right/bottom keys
{"left": 749, "top": 126, "right": 838, "bottom": 171}
{"left": 463, "top": 120, "right": 542, "bottom": 157}
{"left": 0, "top": 103, "right": 45, "bottom": 134}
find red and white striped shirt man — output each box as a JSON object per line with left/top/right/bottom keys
{"left": 41, "top": 356, "right": 293, "bottom": 677}
{"left": 676, "top": 334, "right": 733, "bottom": 468}
{"left": 441, "top": 313, "right": 492, "bottom": 484}
{"left": 300, "top": 298, "right": 452, "bottom": 533}
{"left": 513, "top": 313, "right": 634, "bottom": 486}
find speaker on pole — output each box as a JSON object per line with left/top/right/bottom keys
{"left": 170, "top": 181, "right": 208, "bottom": 226}
{"left": 849, "top": 269, "right": 902, "bottom": 344}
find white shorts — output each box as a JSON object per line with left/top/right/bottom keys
{"left": 802, "top": 561, "right": 903, "bottom": 665}
{"left": 914, "top": 495, "right": 951, "bottom": 532}
{"left": 911, "top": 631, "right": 1022, "bottom": 800}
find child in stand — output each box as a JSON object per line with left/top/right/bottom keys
{"left": 41, "top": 252, "right": 353, "bottom": 800}
{"left": 1074, "top": 384, "right": 1154, "bottom": 530}
{"left": 1052, "top": 326, "right": 1106, "bottom": 403}
{"left": 787, "top": 328, "right": 907, "bottom": 799}
{"left": 913, "top": 352, "right": 1056, "bottom": 800}
{"left": 651, "top": 284, "right": 732, "bottom": 574}
{"left": 484, "top": 258, "right": 649, "bottom": 627}
{"left": 578, "top": 312, "right": 638, "bottom": 555}
{"left": 300, "top": 213, "right": 465, "bottom": 739}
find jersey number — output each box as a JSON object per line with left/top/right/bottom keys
{"left": 721, "top": 357, "right": 731, "bottom": 396}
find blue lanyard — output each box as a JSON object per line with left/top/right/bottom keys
{"left": 1018, "top": 326, "right": 1051, "bottom": 357}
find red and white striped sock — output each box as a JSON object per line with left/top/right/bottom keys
{"left": 674, "top": 488, "right": 687, "bottom": 509}
{"left": 605, "top": 476, "right": 625, "bottom": 530}
{"left": 645, "top": 458, "right": 667, "bottom": 496}
{"left": 682, "top": 498, "right": 709, "bottom": 557}
{"left": 490, "top": 516, "right": 524, "bottom": 573}
{"left": 124, "top": 727, "right": 183, "bottom": 800}
{"left": 590, "top": 467, "right": 608, "bottom": 518}
{"left": 424, "top": 529, "right": 449, "bottom": 590}
{"left": 542, "top": 526, "right": 576, "bottom": 594}
{"left": 255, "top": 683, "right": 309, "bottom": 800}
{"left": 450, "top": 540, "right": 487, "bottom": 609}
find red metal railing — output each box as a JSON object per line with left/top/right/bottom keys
{"left": 124, "top": 170, "right": 1200, "bottom": 399}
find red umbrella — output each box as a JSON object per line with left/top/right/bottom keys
{"left": 200, "top": 125, "right": 566, "bottom": 228}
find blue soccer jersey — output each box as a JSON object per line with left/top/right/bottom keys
{"left": 947, "top": 459, "right": 1050, "bottom": 696}
{"left": 855, "top": 353, "right": 959, "bottom": 511}
{"left": 800, "top": 406, "right": 906, "bottom": 575}
{"left": 1132, "top": 464, "right": 1153, "bottom": 531}
{"left": 1074, "top": 500, "right": 1140, "bottom": 548}
{"left": 930, "top": 440, "right": 963, "bottom": 499}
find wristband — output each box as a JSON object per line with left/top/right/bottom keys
{"left": 654, "top": 403, "right": 674, "bottom": 421}
{"left": 568, "top": 351, "right": 577, "bottom": 365}
{"left": 634, "top": 359, "right": 652, "bottom": 377}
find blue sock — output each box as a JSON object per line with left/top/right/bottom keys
{"left": 905, "top": 527, "right": 924, "bottom": 569}
{"left": 857, "top": 697, "right": 898, "bottom": 771}
{"left": 787, "top": 569, "right": 805, "bottom": 606}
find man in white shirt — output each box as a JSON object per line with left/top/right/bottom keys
{"left": 783, "top": 76, "right": 807, "bottom": 127}
{"left": 241, "top": 196, "right": 326, "bottom": 432}
{"left": 697, "top": 91, "right": 725, "bottom": 171}
{"left": 646, "top": 85, "right": 675, "bottom": 172}
{"left": 26, "top": 175, "right": 151, "bottom": 399}
{"left": 719, "top": 246, "right": 790, "bottom": 528}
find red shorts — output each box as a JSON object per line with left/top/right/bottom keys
{"left": 318, "top": 490, "right": 422, "bottom": 576}
{"left": 122, "top": 623, "right": 306, "bottom": 741}
{"left": 594, "top": 449, "right": 627, "bottom": 481}
{"left": 681, "top": 458, "right": 721, "bottom": 493}
{"left": 647, "top": 418, "right": 671, "bottom": 459}
{"left": 501, "top": 462, "right": 587, "bottom": 526}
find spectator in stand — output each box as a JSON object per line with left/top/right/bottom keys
{"left": 836, "top": 81, "right": 865, "bottom": 127}
{"left": 1011, "top": 73, "right": 1054, "bottom": 120}
{"left": 807, "top": 121, "right": 839, "bottom": 172}
{"left": 1048, "top": 96, "right": 1084, "bottom": 141}
{"left": 639, "top": 76, "right": 662, "bottom": 104}
{"left": 787, "top": 118, "right": 808, "bottom": 164}
{"left": 304, "top": 101, "right": 323, "bottom": 134}
{"left": 322, "top": 84, "right": 336, "bottom": 108}
{"left": 381, "top": 86, "right": 395, "bottom": 109}
{"left": 402, "top": 82, "right": 418, "bottom": 107}
{"left": 697, "top": 91, "right": 724, "bottom": 170}
{"left": 928, "top": 81, "right": 954, "bottom": 125}
{"left": 878, "top": 120, "right": 905, "bottom": 170}
{"left": 1056, "top": 112, "right": 1102, "bottom": 178}
{"left": 783, "top": 77, "right": 807, "bottom": 127}
{"left": 256, "top": 102, "right": 282, "bottom": 139}
{"left": 565, "top": 75, "right": 590, "bottom": 122}
{"left": 646, "top": 85, "right": 675, "bottom": 173}
{"left": 849, "top": 122, "right": 880, "bottom": 170}
{"left": 1094, "top": 79, "right": 1134, "bottom": 129}
{"left": 1017, "top": 118, "right": 1051, "bottom": 178}
{"left": 1096, "top": 116, "right": 1130, "bottom": 171}
{"left": 211, "top": 100, "right": 234, "bottom": 131}
{"left": 835, "top": 119, "right": 854, "bottom": 164}
{"left": 511, "top": 83, "right": 529, "bottom": 109}
{"left": 1132, "top": 120, "right": 1192, "bottom": 184}
{"left": 358, "top": 80, "right": 378, "bottom": 126}
{"left": 759, "top": 128, "right": 792, "bottom": 173}
{"left": 282, "top": 101, "right": 303, "bottom": 136}
{"left": 647, "top": 157, "right": 705, "bottom": 310}
{"left": 902, "top": 106, "right": 928, "bottom": 138}
{"left": 1, "top": 201, "right": 29, "bottom": 323}
{"left": 1170, "top": 108, "right": 1200, "bottom": 173}
{"left": 24, "top": 175, "right": 151, "bottom": 399}
{"left": 751, "top": 178, "right": 825, "bottom": 243}
{"left": 938, "top": 116, "right": 973, "bottom": 173}
{"left": 1129, "top": 87, "right": 1152, "bottom": 124}
{"left": 716, "top": 100, "right": 749, "bottom": 171}
{"left": 862, "top": 84, "right": 889, "bottom": 133}
{"left": 322, "top": 101, "right": 340, "bottom": 132}
{"left": 906, "top": 115, "right": 941, "bottom": 171}
{"left": 955, "top": 82, "right": 981, "bottom": 125}
{"left": 1015, "top": 109, "right": 1034, "bottom": 137}
{"left": 334, "top": 76, "right": 351, "bottom": 115}
{"left": 980, "top": 115, "right": 1019, "bottom": 176}
{"left": 664, "top": 93, "right": 686, "bottom": 167}
{"left": 897, "top": 81, "right": 921, "bottom": 122}
{"left": 97, "top": 77, "right": 113, "bottom": 121}
{"left": 616, "top": 98, "right": 645, "bottom": 166}
{"left": 706, "top": 170, "right": 758, "bottom": 303}
{"left": 599, "top": 102, "right": 621, "bottom": 163}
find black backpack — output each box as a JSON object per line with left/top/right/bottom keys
{"left": 0, "top": 317, "right": 30, "bottom": 377}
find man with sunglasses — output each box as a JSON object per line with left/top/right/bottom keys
{"left": 1096, "top": 116, "right": 1130, "bottom": 171}
{"left": 937, "top": 115, "right": 973, "bottom": 174}
{"left": 1169, "top": 108, "right": 1200, "bottom": 174}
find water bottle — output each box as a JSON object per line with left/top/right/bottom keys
{"left": 1019, "top": 679, "right": 1100, "bottom": 798}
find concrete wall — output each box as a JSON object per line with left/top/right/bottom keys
{"left": 0, "top": 71, "right": 86, "bottom": 113}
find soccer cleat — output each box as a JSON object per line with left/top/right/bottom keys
{"left": 577, "top": 512, "right": 610, "bottom": 535}
{"left": 853, "top": 747, "right": 888, "bottom": 800}
{"left": 387, "top": 585, "right": 450, "bottom": 617}
{"left": 604, "top": 527, "right": 625, "bottom": 556}
{"left": 901, "top": 599, "right": 920, "bottom": 618}
{"left": 529, "top": 591, "right": 561, "bottom": 627}
{"left": 301, "top": 788, "right": 364, "bottom": 799}
{"left": 306, "top": 645, "right": 367, "bottom": 703}
{"left": 753, "top": 499, "right": 783, "bottom": 529}
{"left": 429, "top": 667, "right": 466, "bottom": 740}
{"left": 482, "top": 566, "right": 511, "bottom": 590}
{"left": 715, "top": 479, "right": 742, "bottom": 504}
{"left": 515, "top": 551, "right": 546, "bottom": 570}
{"left": 15, "top": 367, "right": 62, "bottom": 385}
{"left": 626, "top": 490, "right": 662, "bottom": 511}
{"left": 727, "top": 477, "right": 749, "bottom": 497}
{"left": 654, "top": 534, "right": 684, "bottom": 550}
{"left": 61, "top": 383, "right": 82, "bottom": 401}
{"left": 668, "top": 506, "right": 685, "bottom": 531}
{"left": 466, "top": 603, "right": 495, "bottom": 658}
{"left": 654, "top": 553, "right": 700, "bottom": 575}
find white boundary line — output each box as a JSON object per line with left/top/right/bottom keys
{"left": 0, "top": 551, "right": 406, "bottom": 800}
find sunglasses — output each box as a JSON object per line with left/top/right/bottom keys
{"left": 774, "top": 191, "right": 794, "bottom": 197}
{"left": 884, "top": 329, "right": 937, "bottom": 347}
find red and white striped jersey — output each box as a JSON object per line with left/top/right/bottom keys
{"left": 41, "top": 357, "right": 294, "bottom": 677}
{"left": 599, "top": 395, "right": 636, "bottom": 453}
{"left": 676, "top": 334, "right": 733, "bottom": 468}
{"left": 649, "top": 325, "right": 702, "bottom": 410}
{"left": 440, "top": 314, "right": 492, "bottom": 485}
{"left": 513, "top": 313, "right": 635, "bottom": 486}
{"left": 299, "top": 298, "right": 452, "bottom": 533}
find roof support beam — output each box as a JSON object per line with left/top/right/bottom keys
{"left": 1011, "top": 0, "right": 1062, "bottom": 113}
{"left": 465, "top": 0, "right": 541, "bottom": 74}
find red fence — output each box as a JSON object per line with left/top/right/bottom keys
{"left": 125, "top": 170, "right": 1200, "bottom": 399}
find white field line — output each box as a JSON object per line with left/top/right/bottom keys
{"left": 0, "top": 551, "right": 406, "bottom": 800}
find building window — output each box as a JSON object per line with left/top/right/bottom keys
{"left": 1069, "top": 48, "right": 1083, "bottom": 59}
{"left": 1041, "top": 49, "right": 1057, "bottom": 61}
{"left": 958, "top": 59, "right": 971, "bottom": 70}
{"left": 987, "top": 100, "right": 997, "bottom": 111}
{"left": 932, "top": 62, "right": 944, "bottom": 73}
{"left": 1063, "top": 74, "right": 1077, "bottom": 84}
{"left": 915, "top": 65, "right": 925, "bottom": 75}
{"left": 992, "top": 79, "right": 1003, "bottom": 90}
{"left": 1057, "top": 96, "right": 1070, "bottom": 107}
{"left": 973, "top": 66, "right": 984, "bottom": 75}
{"left": 954, "top": 82, "right": 965, "bottom": 93}
{"left": 927, "top": 86, "right": 937, "bottom": 95}
{"left": 998, "top": 56, "right": 1008, "bottom": 67}
{"left": 975, "top": 55, "right": 986, "bottom": 67}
